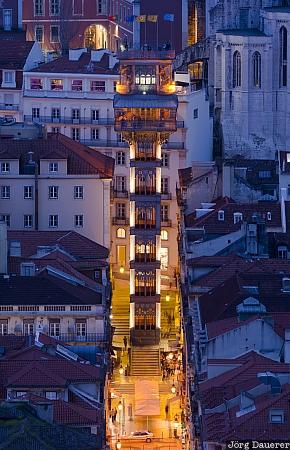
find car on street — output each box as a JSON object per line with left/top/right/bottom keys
{"left": 130, "top": 431, "right": 154, "bottom": 442}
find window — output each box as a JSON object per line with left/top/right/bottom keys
{"left": 51, "top": 107, "right": 60, "bottom": 119}
{"left": 0, "top": 215, "right": 10, "bottom": 227}
{"left": 34, "top": 0, "right": 44, "bottom": 15}
{"left": 32, "top": 107, "right": 40, "bottom": 119}
{"left": 24, "top": 215, "right": 33, "bottom": 228}
{"left": 267, "top": 212, "right": 272, "bottom": 221}
{"left": 161, "top": 205, "right": 169, "bottom": 221}
{"left": 91, "top": 81, "right": 106, "bottom": 92}
{"left": 116, "top": 151, "right": 126, "bottom": 165}
{"left": 35, "top": 26, "right": 44, "bottom": 43}
{"left": 91, "top": 109, "right": 99, "bottom": 121}
{"left": 259, "top": 170, "right": 271, "bottom": 178}
{"left": 72, "top": 108, "right": 80, "bottom": 120}
{"left": 135, "top": 65, "right": 156, "bottom": 85}
{"left": 3, "top": 9, "right": 12, "bottom": 31}
{"left": 117, "top": 227, "right": 126, "bottom": 238}
{"left": 234, "top": 212, "right": 243, "bottom": 224}
{"left": 91, "top": 128, "right": 99, "bottom": 140}
{"left": 161, "top": 229, "right": 168, "bottom": 240}
{"left": 160, "top": 247, "right": 169, "bottom": 270}
{"left": 161, "top": 177, "right": 169, "bottom": 194}
{"left": 1, "top": 162, "right": 10, "bottom": 173}
{"left": 45, "top": 391, "right": 57, "bottom": 400}
{"left": 114, "top": 81, "right": 117, "bottom": 92}
{"left": 49, "top": 320, "right": 60, "bottom": 336}
{"left": 74, "top": 186, "right": 83, "bottom": 199}
{"left": 193, "top": 108, "right": 198, "bottom": 119}
{"left": 21, "top": 263, "right": 35, "bottom": 276}
{"left": 161, "top": 152, "right": 169, "bottom": 167}
{"left": 49, "top": 162, "right": 58, "bottom": 173}
{"left": 116, "top": 203, "right": 126, "bottom": 219}
{"left": 115, "top": 175, "right": 126, "bottom": 192}
{"left": 253, "top": 51, "right": 261, "bottom": 88}
{"left": 97, "top": 0, "right": 107, "bottom": 14}
{"left": 71, "top": 80, "right": 82, "bottom": 91}
{"left": 30, "top": 78, "right": 43, "bottom": 90}
{"left": 48, "top": 186, "right": 59, "bottom": 199}
{"left": 50, "top": 79, "right": 63, "bottom": 90}
{"left": 52, "top": 127, "right": 60, "bottom": 133}
{"left": 23, "top": 319, "right": 34, "bottom": 335}
{"left": 280, "top": 27, "right": 287, "bottom": 87}
{"left": 0, "top": 320, "right": 8, "bottom": 335}
{"left": 3, "top": 71, "right": 14, "bottom": 85}
{"left": 76, "top": 319, "right": 87, "bottom": 336}
{"left": 233, "top": 51, "right": 241, "bottom": 88}
{"left": 74, "top": 214, "right": 84, "bottom": 227}
{"left": 218, "top": 210, "right": 224, "bottom": 221}
{"left": 72, "top": 128, "right": 80, "bottom": 141}
{"left": 73, "top": 0, "right": 83, "bottom": 15}
{"left": 24, "top": 186, "right": 33, "bottom": 199}
{"left": 278, "top": 245, "right": 288, "bottom": 260}
{"left": 50, "top": 25, "right": 60, "bottom": 43}
{"left": 49, "top": 215, "right": 58, "bottom": 228}
{"left": 50, "top": 0, "right": 60, "bottom": 15}
{"left": 270, "top": 410, "right": 284, "bottom": 424}
{"left": 1, "top": 186, "right": 10, "bottom": 199}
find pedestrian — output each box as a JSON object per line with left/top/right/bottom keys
{"left": 165, "top": 404, "right": 169, "bottom": 419}
{"left": 123, "top": 335, "right": 128, "bottom": 350}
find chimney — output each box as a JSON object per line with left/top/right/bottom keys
{"left": 284, "top": 328, "right": 290, "bottom": 363}
{"left": 0, "top": 221, "right": 8, "bottom": 275}
{"left": 280, "top": 187, "right": 287, "bottom": 233}
{"left": 132, "top": 0, "right": 141, "bottom": 49}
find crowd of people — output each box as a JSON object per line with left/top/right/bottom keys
{"left": 161, "top": 351, "right": 182, "bottom": 382}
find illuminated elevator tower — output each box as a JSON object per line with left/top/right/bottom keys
{"left": 114, "top": 49, "right": 178, "bottom": 346}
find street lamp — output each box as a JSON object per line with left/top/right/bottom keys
{"left": 109, "top": 313, "right": 113, "bottom": 320}
{"left": 119, "top": 265, "right": 125, "bottom": 274}
{"left": 171, "top": 383, "right": 176, "bottom": 394}
{"left": 119, "top": 365, "right": 124, "bottom": 375}
{"left": 117, "top": 400, "right": 123, "bottom": 411}
{"left": 116, "top": 440, "right": 122, "bottom": 449}
{"left": 165, "top": 293, "right": 170, "bottom": 302}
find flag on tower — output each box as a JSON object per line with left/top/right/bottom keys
{"left": 147, "top": 15, "right": 158, "bottom": 22}
{"left": 163, "top": 13, "right": 174, "bottom": 22}
{"left": 108, "top": 15, "right": 118, "bottom": 22}
{"left": 136, "top": 15, "right": 147, "bottom": 22}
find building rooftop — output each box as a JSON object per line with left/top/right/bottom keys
{"left": 0, "top": 133, "right": 115, "bottom": 178}
{"left": 0, "top": 40, "right": 34, "bottom": 70}
{"left": 217, "top": 28, "right": 267, "bottom": 37}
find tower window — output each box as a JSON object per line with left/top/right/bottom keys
{"left": 253, "top": 51, "right": 261, "bottom": 88}
{"left": 280, "top": 26, "right": 287, "bottom": 87}
{"left": 233, "top": 51, "right": 241, "bottom": 88}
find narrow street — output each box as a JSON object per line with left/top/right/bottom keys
{"left": 107, "top": 278, "right": 187, "bottom": 450}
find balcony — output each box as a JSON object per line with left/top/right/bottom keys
{"left": 81, "top": 139, "right": 128, "bottom": 148}
{"left": 112, "top": 217, "right": 130, "bottom": 225}
{"left": 24, "top": 115, "right": 115, "bottom": 126}
{"left": 161, "top": 219, "right": 172, "bottom": 227}
{"left": 50, "top": 332, "right": 107, "bottom": 343}
{"left": 0, "top": 104, "right": 19, "bottom": 111}
{"left": 117, "top": 49, "right": 175, "bottom": 60}
{"left": 111, "top": 190, "right": 129, "bottom": 199}
{"left": 115, "top": 119, "right": 177, "bottom": 132}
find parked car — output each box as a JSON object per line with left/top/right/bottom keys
{"left": 130, "top": 431, "right": 154, "bottom": 442}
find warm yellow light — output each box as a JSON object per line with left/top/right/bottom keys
{"left": 119, "top": 366, "right": 124, "bottom": 375}
{"left": 118, "top": 401, "right": 123, "bottom": 410}
{"left": 165, "top": 294, "right": 170, "bottom": 302}
{"left": 109, "top": 314, "right": 113, "bottom": 320}
{"left": 168, "top": 352, "right": 174, "bottom": 360}
{"left": 174, "top": 420, "right": 178, "bottom": 428}
{"left": 119, "top": 265, "right": 125, "bottom": 274}
{"left": 171, "top": 385, "right": 176, "bottom": 394}
{"left": 116, "top": 441, "right": 122, "bottom": 449}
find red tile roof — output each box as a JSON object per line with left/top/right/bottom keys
{"left": 0, "top": 40, "right": 34, "bottom": 70}
{"left": 7, "top": 230, "right": 109, "bottom": 260}
{"left": 30, "top": 51, "right": 118, "bottom": 75}
{"left": 0, "top": 133, "right": 114, "bottom": 178}
{"left": 185, "top": 197, "right": 281, "bottom": 231}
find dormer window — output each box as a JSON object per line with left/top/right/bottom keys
{"left": 72, "top": 80, "right": 82, "bottom": 91}
{"left": 282, "top": 277, "right": 290, "bottom": 292}
{"left": 234, "top": 212, "right": 243, "bottom": 224}
{"left": 1, "top": 162, "right": 10, "bottom": 174}
{"left": 218, "top": 210, "right": 224, "bottom": 221}
{"left": 30, "top": 78, "right": 43, "bottom": 90}
{"left": 278, "top": 246, "right": 288, "bottom": 260}
{"left": 269, "top": 409, "right": 284, "bottom": 424}
{"left": 267, "top": 212, "right": 272, "bottom": 221}
{"left": 2, "top": 70, "right": 15, "bottom": 88}
{"left": 49, "top": 162, "right": 58, "bottom": 173}
{"left": 50, "top": 79, "right": 63, "bottom": 91}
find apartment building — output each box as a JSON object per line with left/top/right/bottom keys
{"left": 22, "top": 0, "right": 133, "bottom": 55}
{"left": 0, "top": 132, "right": 114, "bottom": 248}
{"left": 0, "top": 37, "right": 43, "bottom": 122}
{"left": 0, "top": 0, "right": 22, "bottom": 30}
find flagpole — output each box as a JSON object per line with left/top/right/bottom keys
{"left": 145, "top": 20, "right": 147, "bottom": 45}
{"left": 156, "top": 19, "right": 158, "bottom": 50}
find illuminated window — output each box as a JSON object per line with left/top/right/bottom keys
{"left": 161, "top": 229, "right": 168, "bottom": 240}
{"left": 117, "top": 227, "right": 126, "bottom": 238}
{"left": 50, "top": 79, "right": 63, "bottom": 90}
{"left": 35, "top": 26, "right": 44, "bottom": 43}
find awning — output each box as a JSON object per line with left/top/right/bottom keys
{"left": 114, "top": 94, "right": 178, "bottom": 109}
